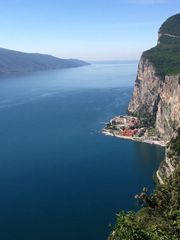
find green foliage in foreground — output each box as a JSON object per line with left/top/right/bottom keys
{"left": 109, "top": 132, "right": 180, "bottom": 240}
{"left": 109, "top": 166, "right": 180, "bottom": 240}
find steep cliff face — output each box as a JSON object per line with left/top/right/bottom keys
{"left": 157, "top": 129, "right": 180, "bottom": 184}
{"left": 128, "top": 57, "right": 162, "bottom": 117}
{"left": 108, "top": 14, "right": 180, "bottom": 240}
{"left": 128, "top": 14, "right": 180, "bottom": 141}
{"left": 128, "top": 62, "right": 180, "bottom": 141}
{"left": 156, "top": 78, "right": 180, "bottom": 182}
{"left": 128, "top": 14, "right": 180, "bottom": 182}
{"left": 156, "top": 76, "right": 180, "bottom": 140}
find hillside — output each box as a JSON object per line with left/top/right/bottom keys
{"left": 108, "top": 131, "right": 180, "bottom": 240}
{"left": 109, "top": 14, "right": 180, "bottom": 240}
{"left": 158, "top": 14, "right": 180, "bottom": 44}
{"left": 0, "top": 48, "right": 89, "bottom": 74}
{"left": 108, "top": 133, "right": 180, "bottom": 240}
{"left": 128, "top": 14, "right": 180, "bottom": 141}
{"left": 143, "top": 14, "right": 180, "bottom": 77}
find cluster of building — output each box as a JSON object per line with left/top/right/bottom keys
{"left": 106, "top": 115, "right": 146, "bottom": 137}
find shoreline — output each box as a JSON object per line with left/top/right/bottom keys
{"left": 102, "top": 129, "right": 167, "bottom": 147}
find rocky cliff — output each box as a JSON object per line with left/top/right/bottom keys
{"left": 107, "top": 14, "right": 180, "bottom": 240}
{"left": 128, "top": 58, "right": 180, "bottom": 141}
{"left": 128, "top": 57, "right": 163, "bottom": 118}
{"left": 128, "top": 14, "right": 180, "bottom": 182}
{"left": 156, "top": 75, "right": 180, "bottom": 141}
{"left": 157, "top": 129, "right": 180, "bottom": 184}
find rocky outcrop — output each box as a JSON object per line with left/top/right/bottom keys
{"left": 156, "top": 75, "right": 180, "bottom": 141}
{"left": 128, "top": 57, "right": 162, "bottom": 117}
{"left": 108, "top": 15, "right": 180, "bottom": 240}
{"left": 157, "top": 130, "right": 180, "bottom": 184}
{"left": 128, "top": 60, "right": 180, "bottom": 141}
{"left": 128, "top": 14, "right": 180, "bottom": 182}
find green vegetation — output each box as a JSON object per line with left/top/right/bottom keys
{"left": 147, "top": 128, "right": 157, "bottom": 137}
{"left": 109, "top": 131, "right": 180, "bottom": 240}
{"left": 169, "top": 129, "right": 180, "bottom": 155}
{"left": 130, "top": 112, "right": 157, "bottom": 127}
{"left": 142, "top": 14, "right": 180, "bottom": 77}
{"left": 140, "top": 114, "right": 157, "bottom": 128}
{"left": 143, "top": 44, "right": 180, "bottom": 77}
{"left": 109, "top": 168, "right": 180, "bottom": 240}
{"left": 159, "top": 14, "right": 180, "bottom": 38}
{"left": 108, "top": 15, "right": 180, "bottom": 239}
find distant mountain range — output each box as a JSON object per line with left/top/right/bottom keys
{"left": 0, "top": 48, "right": 89, "bottom": 74}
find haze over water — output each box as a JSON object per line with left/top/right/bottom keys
{"left": 0, "top": 63, "right": 164, "bottom": 240}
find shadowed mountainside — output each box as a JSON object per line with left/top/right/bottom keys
{"left": 0, "top": 48, "right": 89, "bottom": 74}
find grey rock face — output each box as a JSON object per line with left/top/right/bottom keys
{"left": 128, "top": 57, "right": 180, "bottom": 141}
{"left": 128, "top": 54, "right": 180, "bottom": 184}
{"left": 157, "top": 131, "right": 180, "bottom": 184}
{"left": 128, "top": 57, "right": 162, "bottom": 116}
{"left": 156, "top": 75, "right": 180, "bottom": 141}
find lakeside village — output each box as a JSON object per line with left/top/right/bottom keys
{"left": 102, "top": 115, "right": 167, "bottom": 147}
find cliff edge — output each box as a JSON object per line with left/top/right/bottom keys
{"left": 128, "top": 14, "right": 180, "bottom": 142}
{"left": 128, "top": 14, "right": 180, "bottom": 182}
{"left": 108, "top": 15, "right": 180, "bottom": 240}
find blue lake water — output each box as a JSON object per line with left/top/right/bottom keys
{"left": 0, "top": 63, "right": 164, "bottom": 240}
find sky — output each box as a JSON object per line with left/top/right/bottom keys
{"left": 0, "top": 0, "right": 179, "bottom": 60}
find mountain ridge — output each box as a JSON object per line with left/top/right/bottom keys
{"left": 0, "top": 47, "right": 89, "bottom": 74}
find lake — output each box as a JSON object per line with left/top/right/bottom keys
{"left": 0, "top": 63, "right": 164, "bottom": 240}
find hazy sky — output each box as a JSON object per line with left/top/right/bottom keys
{"left": 0, "top": 0, "right": 179, "bottom": 60}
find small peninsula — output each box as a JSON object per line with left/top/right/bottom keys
{"left": 102, "top": 115, "right": 167, "bottom": 147}
{"left": 0, "top": 48, "right": 89, "bottom": 74}
{"left": 108, "top": 14, "right": 180, "bottom": 240}
{"left": 103, "top": 14, "right": 180, "bottom": 148}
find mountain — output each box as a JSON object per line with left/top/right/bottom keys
{"left": 128, "top": 14, "right": 180, "bottom": 142}
{"left": 0, "top": 48, "right": 89, "bottom": 74}
{"left": 128, "top": 13, "right": 180, "bottom": 183}
{"left": 128, "top": 14, "right": 180, "bottom": 183}
{"left": 108, "top": 14, "right": 180, "bottom": 240}
{"left": 158, "top": 14, "right": 180, "bottom": 45}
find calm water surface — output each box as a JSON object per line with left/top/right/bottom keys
{"left": 0, "top": 63, "right": 164, "bottom": 240}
